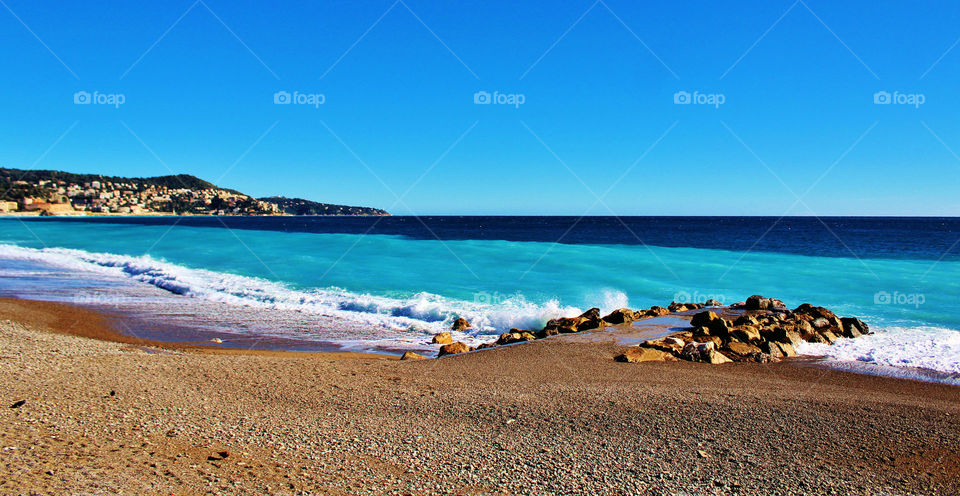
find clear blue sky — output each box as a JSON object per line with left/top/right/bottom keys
{"left": 2, "top": 0, "right": 959, "bottom": 215}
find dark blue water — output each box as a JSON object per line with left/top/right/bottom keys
{"left": 17, "top": 216, "right": 960, "bottom": 261}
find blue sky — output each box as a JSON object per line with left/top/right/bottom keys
{"left": 1, "top": 0, "right": 959, "bottom": 215}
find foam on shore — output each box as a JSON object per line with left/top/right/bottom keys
{"left": 0, "top": 244, "right": 581, "bottom": 346}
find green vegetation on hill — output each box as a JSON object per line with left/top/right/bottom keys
{"left": 259, "top": 196, "right": 389, "bottom": 216}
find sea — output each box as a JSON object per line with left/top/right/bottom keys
{"left": 0, "top": 216, "right": 958, "bottom": 383}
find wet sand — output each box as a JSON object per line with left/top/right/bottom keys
{"left": 2, "top": 298, "right": 960, "bottom": 495}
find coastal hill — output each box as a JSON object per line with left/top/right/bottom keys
{"left": 259, "top": 196, "right": 389, "bottom": 216}
{"left": 0, "top": 167, "right": 386, "bottom": 216}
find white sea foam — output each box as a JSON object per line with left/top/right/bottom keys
{"left": 0, "top": 244, "right": 582, "bottom": 344}
{"left": 798, "top": 325, "right": 960, "bottom": 379}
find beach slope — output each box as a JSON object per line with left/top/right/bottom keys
{"left": 1, "top": 298, "right": 958, "bottom": 495}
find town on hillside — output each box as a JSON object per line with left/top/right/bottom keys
{"left": 0, "top": 177, "right": 282, "bottom": 216}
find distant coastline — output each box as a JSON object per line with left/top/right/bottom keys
{"left": 0, "top": 167, "right": 389, "bottom": 217}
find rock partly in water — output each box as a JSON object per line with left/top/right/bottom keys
{"left": 641, "top": 306, "right": 670, "bottom": 318}
{"left": 744, "top": 295, "right": 786, "bottom": 311}
{"left": 432, "top": 332, "right": 453, "bottom": 345}
{"left": 690, "top": 311, "right": 719, "bottom": 328}
{"left": 602, "top": 308, "right": 637, "bottom": 325}
{"left": 451, "top": 318, "right": 471, "bottom": 331}
{"left": 579, "top": 308, "right": 601, "bottom": 320}
{"left": 496, "top": 330, "right": 537, "bottom": 345}
{"left": 840, "top": 317, "right": 870, "bottom": 338}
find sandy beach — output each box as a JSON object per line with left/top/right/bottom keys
{"left": 0, "top": 297, "right": 957, "bottom": 495}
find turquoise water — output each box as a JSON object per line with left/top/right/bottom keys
{"left": 0, "top": 217, "right": 958, "bottom": 376}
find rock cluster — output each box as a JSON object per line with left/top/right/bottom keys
{"left": 432, "top": 303, "right": 708, "bottom": 357}
{"left": 429, "top": 295, "right": 869, "bottom": 362}
{"left": 620, "top": 295, "right": 870, "bottom": 364}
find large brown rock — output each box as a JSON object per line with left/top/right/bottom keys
{"left": 542, "top": 317, "right": 584, "bottom": 334}
{"left": 690, "top": 311, "right": 719, "bottom": 328}
{"left": 641, "top": 336, "right": 687, "bottom": 354}
{"left": 707, "top": 318, "right": 732, "bottom": 338}
{"left": 730, "top": 325, "right": 761, "bottom": 343}
{"left": 578, "top": 308, "right": 601, "bottom": 320}
{"left": 642, "top": 306, "right": 670, "bottom": 318}
{"left": 694, "top": 335, "right": 724, "bottom": 349}
{"left": 704, "top": 348, "right": 733, "bottom": 364}
{"left": 616, "top": 347, "right": 676, "bottom": 363}
{"left": 840, "top": 317, "right": 870, "bottom": 338}
{"left": 668, "top": 302, "right": 690, "bottom": 312}
{"left": 536, "top": 327, "right": 560, "bottom": 338}
{"left": 602, "top": 308, "right": 637, "bottom": 325}
{"left": 776, "top": 341, "right": 797, "bottom": 357}
{"left": 794, "top": 304, "right": 838, "bottom": 321}
{"left": 577, "top": 317, "right": 607, "bottom": 332}
{"left": 771, "top": 327, "right": 802, "bottom": 348}
{"left": 734, "top": 315, "right": 759, "bottom": 327}
{"left": 496, "top": 330, "right": 536, "bottom": 345}
{"left": 761, "top": 341, "right": 784, "bottom": 359}
{"left": 432, "top": 332, "right": 453, "bottom": 345}
{"left": 725, "top": 341, "right": 761, "bottom": 356}
{"left": 451, "top": 318, "right": 471, "bottom": 331}
{"left": 811, "top": 317, "right": 831, "bottom": 329}
{"left": 438, "top": 342, "right": 471, "bottom": 356}
{"left": 745, "top": 295, "right": 786, "bottom": 310}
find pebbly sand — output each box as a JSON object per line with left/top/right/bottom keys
{"left": 1, "top": 297, "right": 959, "bottom": 495}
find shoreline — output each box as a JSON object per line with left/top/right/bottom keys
{"left": 2, "top": 297, "right": 960, "bottom": 493}
{"left": 0, "top": 297, "right": 393, "bottom": 359}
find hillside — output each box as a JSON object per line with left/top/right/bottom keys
{"left": 259, "top": 196, "right": 389, "bottom": 216}
{"left": 0, "top": 167, "right": 385, "bottom": 216}
{"left": 0, "top": 168, "right": 240, "bottom": 195}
